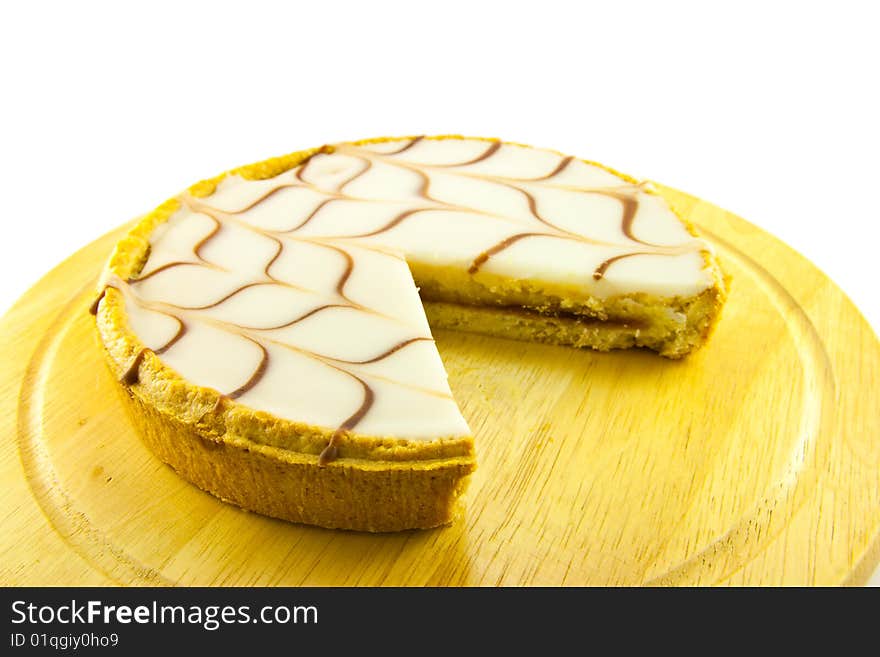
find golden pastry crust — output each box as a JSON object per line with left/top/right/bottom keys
{"left": 93, "top": 135, "right": 726, "bottom": 532}
{"left": 112, "top": 380, "right": 473, "bottom": 531}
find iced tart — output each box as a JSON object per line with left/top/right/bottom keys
{"left": 92, "top": 135, "right": 727, "bottom": 531}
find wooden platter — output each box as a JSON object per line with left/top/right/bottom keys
{"left": 2, "top": 185, "right": 878, "bottom": 586}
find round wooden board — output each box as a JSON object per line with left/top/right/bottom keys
{"left": 2, "top": 185, "right": 878, "bottom": 587}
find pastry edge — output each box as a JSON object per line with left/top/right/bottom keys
{"left": 112, "top": 380, "right": 474, "bottom": 532}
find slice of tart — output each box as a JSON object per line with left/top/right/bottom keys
{"left": 92, "top": 135, "right": 727, "bottom": 531}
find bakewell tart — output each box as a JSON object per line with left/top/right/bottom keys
{"left": 92, "top": 136, "right": 727, "bottom": 531}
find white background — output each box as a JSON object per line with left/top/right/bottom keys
{"left": 2, "top": 1, "right": 877, "bottom": 584}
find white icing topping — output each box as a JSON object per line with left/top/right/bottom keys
{"left": 116, "top": 137, "right": 715, "bottom": 440}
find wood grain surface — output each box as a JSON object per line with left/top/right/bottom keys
{"left": 2, "top": 185, "right": 878, "bottom": 586}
